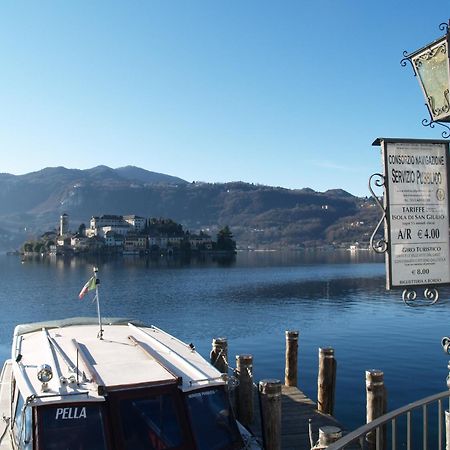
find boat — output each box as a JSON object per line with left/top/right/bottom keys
{"left": 0, "top": 316, "right": 261, "bottom": 449}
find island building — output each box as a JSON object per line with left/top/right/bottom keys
{"left": 123, "top": 215, "right": 146, "bottom": 232}
{"left": 59, "top": 213, "right": 69, "bottom": 236}
{"left": 87, "top": 215, "right": 145, "bottom": 238}
{"left": 89, "top": 214, "right": 128, "bottom": 231}
{"left": 46, "top": 213, "right": 215, "bottom": 256}
{"left": 104, "top": 231, "right": 124, "bottom": 248}
{"left": 124, "top": 234, "right": 147, "bottom": 253}
{"left": 189, "top": 234, "right": 213, "bottom": 250}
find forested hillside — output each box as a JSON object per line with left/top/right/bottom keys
{"left": 0, "top": 166, "right": 377, "bottom": 250}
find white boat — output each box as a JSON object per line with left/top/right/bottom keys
{"left": 0, "top": 317, "right": 260, "bottom": 449}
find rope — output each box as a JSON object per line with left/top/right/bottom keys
{"left": 242, "top": 433, "right": 262, "bottom": 449}
{"left": 211, "top": 350, "right": 259, "bottom": 395}
{"left": 211, "top": 349, "right": 233, "bottom": 370}
{"left": 0, "top": 416, "right": 10, "bottom": 444}
{"left": 219, "top": 350, "right": 234, "bottom": 370}
{"left": 212, "top": 350, "right": 254, "bottom": 380}
{"left": 17, "top": 396, "right": 34, "bottom": 446}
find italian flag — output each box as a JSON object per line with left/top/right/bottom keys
{"left": 79, "top": 276, "right": 96, "bottom": 299}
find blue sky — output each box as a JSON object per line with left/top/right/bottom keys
{"left": 0, "top": 1, "right": 448, "bottom": 196}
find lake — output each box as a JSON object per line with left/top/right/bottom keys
{"left": 1, "top": 250, "right": 449, "bottom": 432}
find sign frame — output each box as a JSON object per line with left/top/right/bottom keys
{"left": 373, "top": 137, "right": 450, "bottom": 290}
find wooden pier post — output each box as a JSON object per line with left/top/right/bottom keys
{"left": 235, "top": 354, "right": 253, "bottom": 427}
{"left": 366, "top": 369, "right": 387, "bottom": 450}
{"left": 317, "top": 347, "right": 336, "bottom": 415}
{"left": 259, "top": 379, "right": 282, "bottom": 450}
{"left": 285, "top": 330, "right": 299, "bottom": 387}
{"left": 210, "top": 337, "right": 228, "bottom": 374}
{"left": 316, "top": 426, "right": 342, "bottom": 448}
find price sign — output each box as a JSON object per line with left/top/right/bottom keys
{"left": 380, "top": 138, "right": 450, "bottom": 289}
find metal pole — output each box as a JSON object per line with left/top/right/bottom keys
{"left": 446, "top": 410, "right": 450, "bottom": 450}
{"left": 93, "top": 267, "right": 103, "bottom": 340}
{"left": 366, "top": 369, "right": 386, "bottom": 450}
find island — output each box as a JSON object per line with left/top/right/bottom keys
{"left": 21, "top": 214, "right": 236, "bottom": 258}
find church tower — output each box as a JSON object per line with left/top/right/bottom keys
{"left": 60, "top": 213, "right": 69, "bottom": 236}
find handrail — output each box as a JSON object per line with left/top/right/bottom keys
{"left": 128, "top": 323, "right": 211, "bottom": 381}
{"left": 327, "top": 390, "right": 450, "bottom": 450}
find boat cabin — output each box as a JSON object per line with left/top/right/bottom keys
{"left": 0, "top": 318, "right": 249, "bottom": 450}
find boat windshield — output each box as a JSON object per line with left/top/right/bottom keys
{"left": 37, "top": 403, "right": 108, "bottom": 450}
{"left": 117, "top": 391, "right": 185, "bottom": 449}
{"left": 186, "top": 387, "right": 243, "bottom": 450}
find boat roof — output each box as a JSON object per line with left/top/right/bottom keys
{"left": 11, "top": 317, "right": 225, "bottom": 406}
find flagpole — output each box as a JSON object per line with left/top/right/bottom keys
{"left": 93, "top": 267, "right": 104, "bottom": 340}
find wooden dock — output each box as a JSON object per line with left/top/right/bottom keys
{"left": 211, "top": 334, "right": 349, "bottom": 449}
{"left": 249, "top": 385, "right": 344, "bottom": 450}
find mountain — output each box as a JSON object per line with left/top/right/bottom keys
{"left": 115, "top": 166, "right": 187, "bottom": 185}
{"left": 0, "top": 166, "right": 377, "bottom": 251}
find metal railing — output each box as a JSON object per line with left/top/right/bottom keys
{"left": 327, "top": 390, "right": 450, "bottom": 450}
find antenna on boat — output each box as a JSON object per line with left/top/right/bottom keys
{"left": 93, "top": 267, "right": 104, "bottom": 340}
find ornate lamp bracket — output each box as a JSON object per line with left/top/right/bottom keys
{"left": 368, "top": 173, "right": 387, "bottom": 253}
{"left": 400, "top": 50, "right": 416, "bottom": 74}
{"left": 401, "top": 46, "right": 450, "bottom": 138}
{"left": 369, "top": 171, "right": 441, "bottom": 307}
{"left": 439, "top": 21, "right": 449, "bottom": 34}
{"left": 401, "top": 21, "right": 450, "bottom": 139}
{"left": 402, "top": 288, "right": 439, "bottom": 307}
{"left": 400, "top": 20, "right": 449, "bottom": 70}
{"left": 421, "top": 116, "right": 450, "bottom": 139}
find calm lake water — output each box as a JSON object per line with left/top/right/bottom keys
{"left": 1, "top": 250, "right": 449, "bottom": 432}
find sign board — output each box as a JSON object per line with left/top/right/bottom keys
{"left": 377, "top": 138, "right": 450, "bottom": 289}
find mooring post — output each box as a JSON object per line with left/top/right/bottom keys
{"left": 235, "top": 354, "right": 253, "bottom": 427}
{"left": 259, "top": 379, "right": 282, "bottom": 450}
{"left": 366, "top": 369, "right": 387, "bottom": 450}
{"left": 210, "top": 337, "right": 228, "bottom": 374}
{"left": 317, "top": 347, "right": 336, "bottom": 415}
{"left": 285, "top": 330, "right": 299, "bottom": 387}
{"left": 317, "top": 426, "right": 342, "bottom": 448}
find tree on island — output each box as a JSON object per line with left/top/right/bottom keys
{"left": 22, "top": 242, "right": 34, "bottom": 253}
{"left": 33, "top": 241, "right": 45, "bottom": 253}
{"left": 216, "top": 226, "right": 236, "bottom": 252}
{"left": 146, "top": 218, "right": 184, "bottom": 236}
{"left": 78, "top": 223, "right": 86, "bottom": 236}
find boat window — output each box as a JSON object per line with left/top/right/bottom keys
{"left": 186, "top": 387, "right": 243, "bottom": 450}
{"left": 13, "top": 392, "right": 32, "bottom": 449}
{"left": 37, "top": 403, "right": 108, "bottom": 450}
{"left": 117, "top": 392, "right": 184, "bottom": 450}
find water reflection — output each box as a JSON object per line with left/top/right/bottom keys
{"left": 229, "top": 276, "right": 383, "bottom": 303}
{"left": 22, "top": 253, "right": 238, "bottom": 269}
{"left": 20, "top": 249, "right": 383, "bottom": 270}
{"left": 235, "top": 249, "right": 384, "bottom": 267}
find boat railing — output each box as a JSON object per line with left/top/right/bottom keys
{"left": 326, "top": 390, "right": 450, "bottom": 450}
